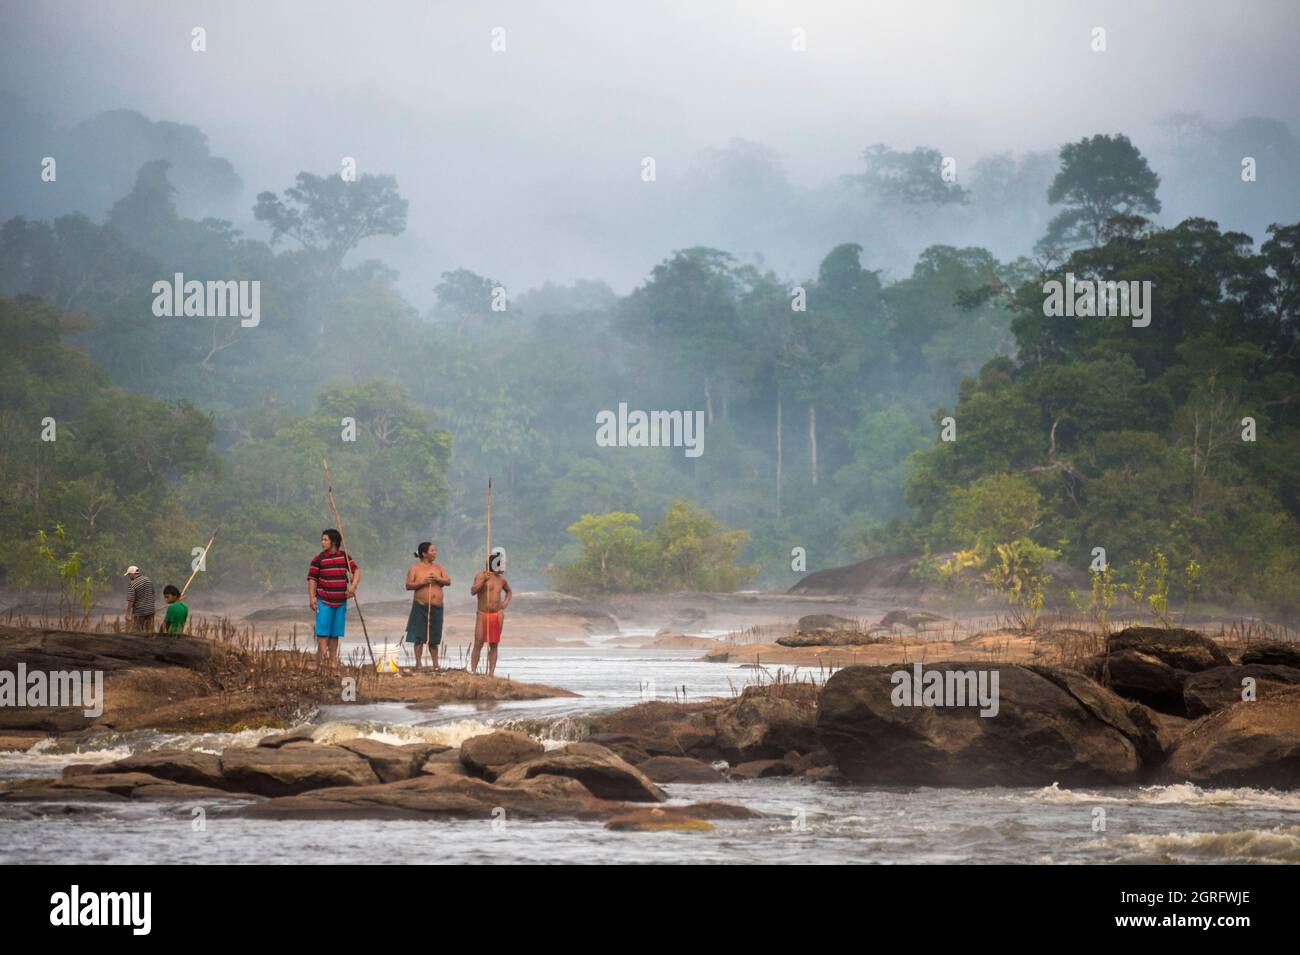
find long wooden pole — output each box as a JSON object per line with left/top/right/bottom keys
{"left": 322, "top": 456, "right": 376, "bottom": 666}
{"left": 179, "top": 527, "right": 218, "bottom": 599}
{"left": 485, "top": 478, "right": 493, "bottom": 570}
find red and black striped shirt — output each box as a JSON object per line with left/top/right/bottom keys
{"left": 307, "top": 549, "right": 358, "bottom": 607}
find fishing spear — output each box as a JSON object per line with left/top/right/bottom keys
{"left": 179, "top": 527, "right": 219, "bottom": 600}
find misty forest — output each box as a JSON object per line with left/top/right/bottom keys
{"left": 2, "top": 100, "right": 1299, "bottom": 619}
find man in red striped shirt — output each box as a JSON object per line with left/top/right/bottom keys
{"left": 308, "top": 528, "right": 360, "bottom": 668}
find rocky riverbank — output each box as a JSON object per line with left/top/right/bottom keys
{"left": 4, "top": 620, "right": 1300, "bottom": 836}
{"left": 816, "top": 627, "right": 1300, "bottom": 789}
{"left": 0, "top": 624, "right": 575, "bottom": 738}
{"left": 0, "top": 726, "right": 761, "bottom": 831}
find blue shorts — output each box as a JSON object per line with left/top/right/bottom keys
{"left": 315, "top": 602, "right": 347, "bottom": 639}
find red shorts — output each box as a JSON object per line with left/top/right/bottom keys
{"left": 479, "top": 611, "right": 503, "bottom": 645}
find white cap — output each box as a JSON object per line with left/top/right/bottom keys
{"left": 124, "top": 565, "right": 140, "bottom": 576}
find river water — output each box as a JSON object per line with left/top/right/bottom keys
{"left": 3, "top": 641, "right": 1299, "bottom": 864}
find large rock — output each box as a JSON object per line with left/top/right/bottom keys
{"left": 459, "top": 730, "right": 544, "bottom": 780}
{"left": 0, "top": 771, "right": 233, "bottom": 802}
{"left": 711, "top": 692, "right": 819, "bottom": 762}
{"left": 729, "top": 759, "right": 791, "bottom": 780}
{"left": 1100, "top": 649, "right": 1190, "bottom": 716}
{"left": 1241, "top": 642, "right": 1300, "bottom": 669}
{"left": 1107, "top": 627, "right": 1230, "bottom": 672}
{"left": 1126, "top": 703, "right": 1190, "bottom": 766}
{"left": 91, "top": 749, "right": 224, "bottom": 789}
{"left": 583, "top": 733, "right": 651, "bottom": 765}
{"left": 1163, "top": 686, "right": 1300, "bottom": 787}
{"left": 337, "top": 738, "right": 440, "bottom": 783}
{"left": 641, "top": 721, "right": 718, "bottom": 758}
{"left": 777, "top": 629, "right": 883, "bottom": 648}
{"left": 637, "top": 755, "right": 727, "bottom": 784}
{"left": 1182, "top": 665, "right": 1300, "bottom": 718}
{"left": 796, "top": 614, "right": 858, "bottom": 632}
{"left": 218, "top": 744, "right": 380, "bottom": 796}
{"left": 0, "top": 625, "right": 212, "bottom": 674}
{"left": 817, "top": 663, "right": 1142, "bottom": 786}
{"left": 495, "top": 743, "right": 667, "bottom": 802}
{"left": 240, "top": 772, "right": 609, "bottom": 821}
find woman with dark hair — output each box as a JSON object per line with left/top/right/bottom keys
{"left": 404, "top": 541, "right": 450, "bottom": 669}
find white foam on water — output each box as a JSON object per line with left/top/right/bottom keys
{"left": 1022, "top": 780, "right": 1300, "bottom": 811}
{"left": 1088, "top": 825, "right": 1300, "bottom": 863}
{"left": 1133, "top": 782, "right": 1300, "bottom": 811}
{"left": 309, "top": 718, "right": 515, "bottom": 749}
{"left": 1020, "top": 783, "right": 1130, "bottom": 805}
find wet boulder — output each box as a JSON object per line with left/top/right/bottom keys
{"left": 458, "top": 730, "right": 544, "bottom": 781}
{"left": 818, "top": 663, "right": 1142, "bottom": 786}
{"left": 1099, "top": 649, "right": 1190, "bottom": 716}
{"left": 1182, "top": 664, "right": 1300, "bottom": 718}
{"left": 338, "top": 738, "right": 437, "bottom": 783}
{"left": 1162, "top": 685, "right": 1300, "bottom": 788}
{"left": 241, "top": 772, "right": 609, "bottom": 821}
{"left": 729, "top": 759, "right": 792, "bottom": 780}
{"left": 1240, "top": 642, "right": 1300, "bottom": 669}
{"left": 710, "top": 688, "right": 819, "bottom": 762}
{"left": 495, "top": 742, "right": 667, "bottom": 802}
{"left": 637, "top": 755, "right": 727, "bottom": 784}
{"left": 1107, "top": 626, "right": 1230, "bottom": 672}
{"left": 796, "top": 614, "right": 859, "bottom": 632}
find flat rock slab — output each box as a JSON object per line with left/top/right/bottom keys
{"left": 0, "top": 625, "right": 212, "bottom": 674}
{"left": 777, "top": 630, "right": 886, "bottom": 648}
{"left": 0, "top": 731, "right": 48, "bottom": 751}
{"left": 1240, "top": 642, "right": 1300, "bottom": 669}
{"left": 91, "top": 749, "right": 224, "bottom": 789}
{"left": 638, "top": 756, "right": 727, "bottom": 784}
{"left": 218, "top": 744, "right": 380, "bottom": 796}
{"left": 0, "top": 771, "right": 238, "bottom": 802}
{"left": 239, "top": 772, "right": 609, "bottom": 821}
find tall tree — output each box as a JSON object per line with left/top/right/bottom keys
{"left": 254, "top": 171, "right": 408, "bottom": 274}
{"left": 1038, "top": 134, "right": 1161, "bottom": 254}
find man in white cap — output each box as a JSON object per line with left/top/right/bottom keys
{"left": 124, "top": 566, "right": 156, "bottom": 633}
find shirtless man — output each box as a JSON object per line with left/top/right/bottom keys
{"left": 404, "top": 542, "right": 450, "bottom": 669}
{"left": 469, "top": 549, "right": 511, "bottom": 677}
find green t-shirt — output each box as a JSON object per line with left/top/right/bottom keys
{"left": 163, "top": 601, "right": 188, "bottom": 634}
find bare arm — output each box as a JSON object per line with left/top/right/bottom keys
{"left": 500, "top": 579, "right": 512, "bottom": 609}
{"left": 404, "top": 565, "right": 421, "bottom": 591}
{"left": 470, "top": 571, "right": 486, "bottom": 595}
{"left": 347, "top": 566, "right": 361, "bottom": 597}
{"left": 308, "top": 578, "right": 318, "bottom": 609}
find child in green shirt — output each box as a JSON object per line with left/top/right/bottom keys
{"left": 160, "top": 585, "right": 188, "bottom": 635}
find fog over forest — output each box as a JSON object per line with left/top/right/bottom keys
{"left": 1, "top": 0, "right": 1298, "bottom": 614}
{"left": 4, "top": 1, "right": 1299, "bottom": 297}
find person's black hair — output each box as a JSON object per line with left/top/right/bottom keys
{"left": 322, "top": 528, "right": 342, "bottom": 548}
{"left": 163, "top": 584, "right": 180, "bottom": 598}
{"left": 415, "top": 541, "right": 432, "bottom": 558}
